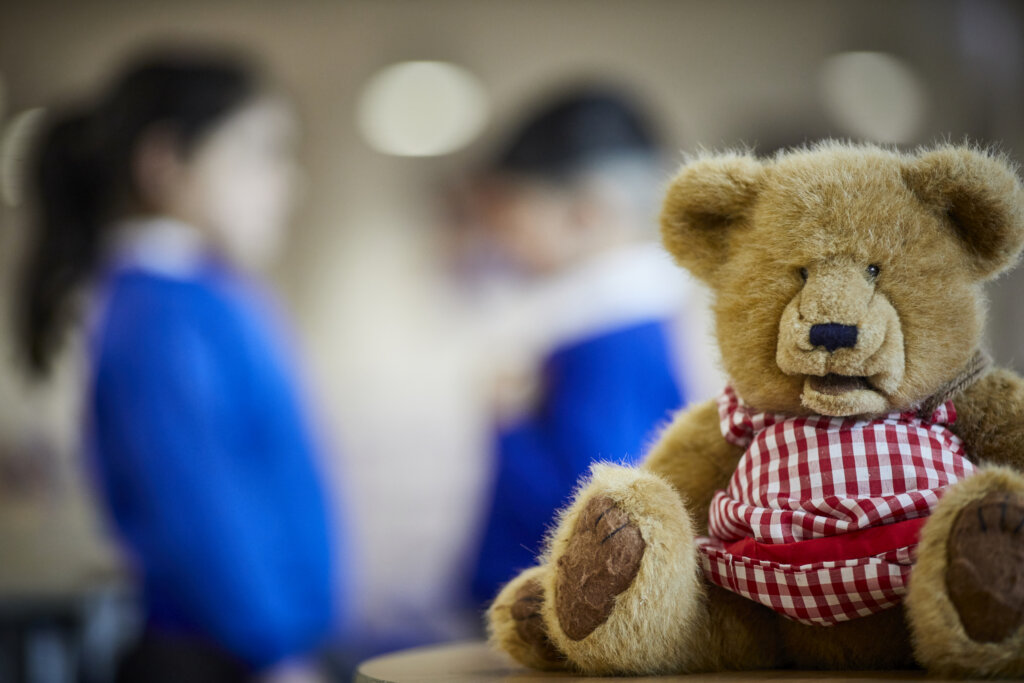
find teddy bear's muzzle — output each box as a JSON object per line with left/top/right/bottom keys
{"left": 776, "top": 275, "right": 906, "bottom": 417}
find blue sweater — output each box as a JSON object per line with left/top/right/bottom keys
{"left": 470, "top": 319, "right": 683, "bottom": 604}
{"left": 87, "top": 258, "right": 337, "bottom": 669}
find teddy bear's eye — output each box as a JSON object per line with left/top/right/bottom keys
{"left": 866, "top": 264, "right": 880, "bottom": 280}
{"left": 799, "top": 267, "right": 808, "bottom": 282}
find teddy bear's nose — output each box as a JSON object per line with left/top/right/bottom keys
{"left": 808, "top": 323, "right": 858, "bottom": 352}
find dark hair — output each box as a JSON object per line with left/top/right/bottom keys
{"left": 490, "top": 87, "right": 660, "bottom": 182}
{"left": 17, "top": 48, "right": 260, "bottom": 375}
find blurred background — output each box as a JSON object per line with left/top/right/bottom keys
{"left": 2, "top": 0, "right": 1024, "bottom": 681}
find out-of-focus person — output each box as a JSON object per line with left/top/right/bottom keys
{"left": 458, "top": 88, "right": 721, "bottom": 606}
{"left": 15, "top": 48, "right": 343, "bottom": 683}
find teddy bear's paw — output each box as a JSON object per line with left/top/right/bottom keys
{"left": 946, "top": 491, "right": 1024, "bottom": 643}
{"left": 538, "top": 464, "right": 709, "bottom": 674}
{"left": 553, "top": 495, "right": 645, "bottom": 640}
{"left": 487, "top": 566, "right": 568, "bottom": 671}
{"left": 508, "top": 577, "right": 563, "bottom": 666}
{"left": 906, "top": 467, "right": 1024, "bottom": 676}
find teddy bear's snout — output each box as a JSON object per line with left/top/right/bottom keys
{"left": 776, "top": 276, "right": 906, "bottom": 415}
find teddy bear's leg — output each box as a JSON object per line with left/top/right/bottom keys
{"left": 533, "top": 462, "right": 779, "bottom": 674}
{"left": 906, "top": 466, "right": 1024, "bottom": 677}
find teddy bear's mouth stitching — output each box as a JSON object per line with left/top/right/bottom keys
{"left": 807, "top": 374, "right": 874, "bottom": 395}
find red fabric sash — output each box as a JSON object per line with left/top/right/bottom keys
{"left": 722, "top": 516, "right": 927, "bottom": 565}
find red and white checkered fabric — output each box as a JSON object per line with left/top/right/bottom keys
{"left": 696, "top": 385, "right": 975, "bottom": 625}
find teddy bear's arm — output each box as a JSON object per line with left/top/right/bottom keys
{"left": 641, "top": 399, "right": 743, "bottom": 534}
{"left": 951, "top": 367, "right": 1024, "bottom": 470}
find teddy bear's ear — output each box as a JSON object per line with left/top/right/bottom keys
{"left": 660, "top": 152, "right": 763, "bottom": 283}
{"left": 901, "top": 146, "right": 1024, "bottom": 279}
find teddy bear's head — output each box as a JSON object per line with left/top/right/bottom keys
{"left": 661, "top": 143, "right": 1024, "bottom": 417}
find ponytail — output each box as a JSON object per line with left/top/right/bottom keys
{"left": 17, "top": 109, "right": 106, "bottom": 375}
{"left": 15, "top": 48, "right": 258, "bottom": 376}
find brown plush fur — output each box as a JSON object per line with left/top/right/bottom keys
{"left": 950, "top": 368, "right": 1024, "bottom": 471}
{"left": 487, "top": 142, "right": 1024, "bottom": 676}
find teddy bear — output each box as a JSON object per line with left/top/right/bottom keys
{"left": 486, "top": 141, "right": 1024, "bottom": 677}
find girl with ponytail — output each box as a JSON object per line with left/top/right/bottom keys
{"left": 18, "top": 49, "right": 342, "bottom": 682}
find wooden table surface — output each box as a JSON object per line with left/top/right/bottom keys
{"left": 354, "top": 641, "right": 958, "bottom": 683}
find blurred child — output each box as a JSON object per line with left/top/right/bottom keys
{"left": 461, "top": 88, "right": 720, "bottom": 604}
{"left": 17, "top": 49, "right": 342, "bottom": 682}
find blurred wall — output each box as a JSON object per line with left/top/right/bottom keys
{"left": 2, "top": 0, "right": 1023, "bottom": 645}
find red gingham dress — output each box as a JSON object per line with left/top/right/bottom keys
{"left": 695, "top": 385, "right": 976, "bottom": 626}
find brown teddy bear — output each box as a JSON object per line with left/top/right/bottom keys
{"left": 487, "top": 142, "right": 1024, "bottom": 677}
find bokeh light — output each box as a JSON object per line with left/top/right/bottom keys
{"left": 817, "top": 51, "right": 928, "bottom": 144}
{"left": 356, "top": 61, "right": 489, "bottom": 157}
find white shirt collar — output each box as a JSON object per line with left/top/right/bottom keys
{"left": 482, "top": 241, "right": 695, "bottom": 352}
{"left": 105, "top": 216, "right": 209, "bottom": 279}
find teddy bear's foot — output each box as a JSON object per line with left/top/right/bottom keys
{"left": 907, "top": 466, "right": 1024, "bottom": 677}
{"left": 487, "top": 566, "right": 567, "bottom": 671}
{"left": 541, "top": 464, "right": 708, "bottom": 674}
{"left": 946, "top": 491, "right": 1024, "bottom": 643}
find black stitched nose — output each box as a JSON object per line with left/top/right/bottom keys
{"left": 809, "top": 323, "right": 858, "bottom": 352}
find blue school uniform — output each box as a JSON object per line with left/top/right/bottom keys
{"left": 469, "top": 245, "right": 688, "bottom": 604}
{"left": 85, "top": 219, "right": 339, "bottom": 670}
